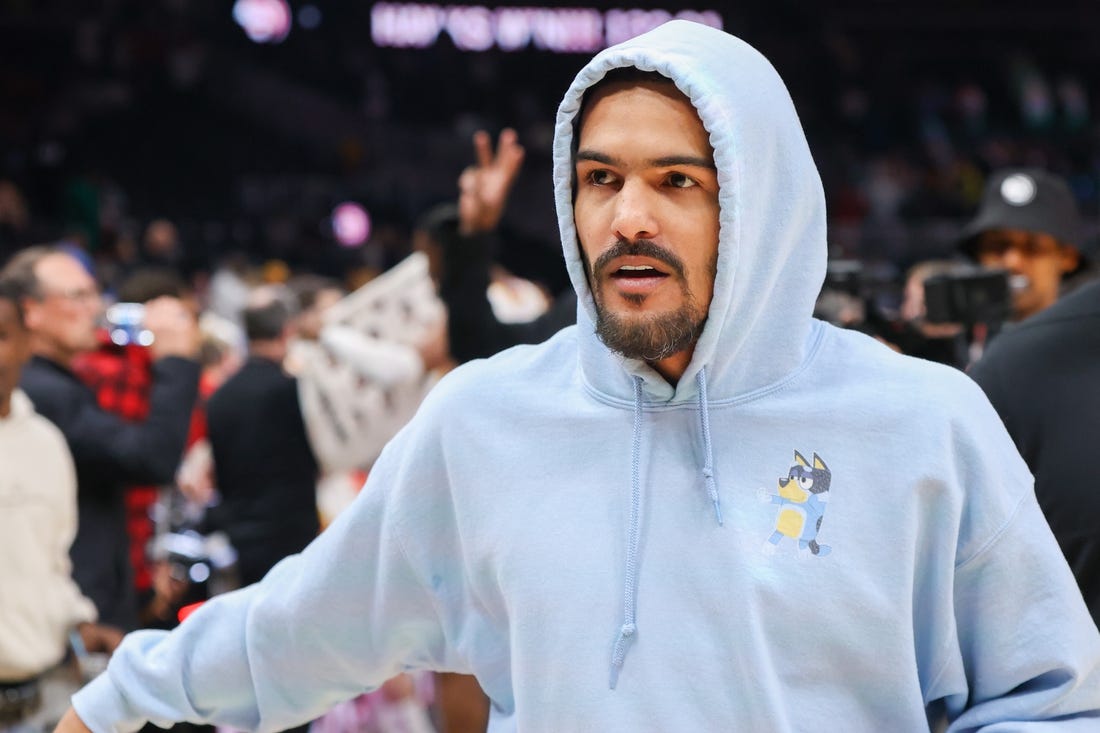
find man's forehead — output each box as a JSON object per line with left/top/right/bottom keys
{"left": 576, "top": 79, "right": 710, "bottom": 157}
{"left": 37, "top": 252, "right": 93, "bottom": 284}
{"left": 580, "top": 78, "right": 691, "bottom": 126}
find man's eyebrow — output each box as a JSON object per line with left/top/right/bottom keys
{"left": 651, "top": 155, "right": 716, "bottom": 170}
{"left": 575, "top": 150, "right": 715, "bottom": 170}
{"left": 575, "top": 150, "right": 616, "bottom": 165}
{"left": 646, "top": 154, "right": 717, "bottom": 169}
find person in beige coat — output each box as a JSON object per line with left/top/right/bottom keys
{"left": 0, "top": 279, "right": 105, "bottom": 729}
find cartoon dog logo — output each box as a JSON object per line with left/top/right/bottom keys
{"left": 761, "top": 451, "right": 832, "bottom": 556}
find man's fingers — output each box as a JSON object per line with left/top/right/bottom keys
{"left": 473, "top": 130, "right": 493, "bottom": 169}
{"left": 458, "top": 166, "right": 479, "bottom": 194}
{"left": 496, "top": 128, "right": 525, "bottom": 180}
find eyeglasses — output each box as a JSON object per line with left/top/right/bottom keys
{"left": 973, "top": 232, "right": 1064, "bottom": 259}
{"left": 39, "top": 286, "right": 101, "bottom": 304}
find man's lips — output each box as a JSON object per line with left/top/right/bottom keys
{"left": 603, "top": 257, "right": 672, "bottom": 296}
{"left": 590, "top": 239, "right": 685, "bottom": 299}
{"left": 606, "top": 256, "right": 671, "bottom": 280}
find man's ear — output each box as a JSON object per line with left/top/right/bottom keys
{"left": 21, "top": 296, "right": 44, "bottom": 332}
{"left": 1058, "top": 245, "right": 1081, "bottom": 275}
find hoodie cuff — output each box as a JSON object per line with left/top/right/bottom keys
{"left": 72, "top": 671, "right": 144, "bottom": 733}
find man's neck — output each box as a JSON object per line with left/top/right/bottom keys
{"left": 30, "top": 337, "right": 76, "bottom": 370}
{"left": 650, "top": 348, "right": 694, "bottom": 385}
{"left": 249, "top": 339, "right": 287, "bottom": 364}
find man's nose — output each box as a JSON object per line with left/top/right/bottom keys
{"left": 611, "top": 180, "right": 659, "bottom": 243}
{"left": 1001, "top": 247, "right": 1027, "bottom": 272}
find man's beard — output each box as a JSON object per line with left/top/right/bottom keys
{"left": 585, "top": 238, "right": 710, "bottom": 362}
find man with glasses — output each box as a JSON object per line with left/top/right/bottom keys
{"left": 0, "top": 246, "right": 201, "bottom": 651}
{"left": 958, "top": 168, "right": 1088, "bottom": 322}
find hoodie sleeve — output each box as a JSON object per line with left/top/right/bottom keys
{"left": 941, "top": 495, "right": 1100, "bottom": 730}
{"left": 924, "top": 381, "right": 1100, "bottom": 729}
{"left": 71, "top": 426, "right": 453, "bottom": 733}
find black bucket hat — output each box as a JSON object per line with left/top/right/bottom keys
{"left": 958, "top": 168, "right": 1086, "bottom": 263}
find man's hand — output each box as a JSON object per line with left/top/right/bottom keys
{"left": 457, "top": 128, "right": 525, "bottom": 236}
{"left": 77, "top": 622, "right": 125, "bottom": 654}
{"left": 177, "top": 439, "right": 215, "bottom": 506}
{"left": 141, "top": 560, "right": 189, "bottom": 624}
{"left": 144, "top": 296, "right": 201, "bottom": 361}
{"left": 54, "top": 707, "right": 93, "bottom": 733}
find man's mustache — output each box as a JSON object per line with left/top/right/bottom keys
{"left": 592, "top": 239, "right": 686, "bottom": 280}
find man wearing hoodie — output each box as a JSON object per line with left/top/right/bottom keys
{"left": 57, "top": 21, "right": 1100, "bottom": 733}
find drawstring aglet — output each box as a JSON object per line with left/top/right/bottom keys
{"left": 608, "top": 622, "right": 637, "bottom": 689}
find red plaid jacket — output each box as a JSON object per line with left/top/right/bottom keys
{"left": 73, "top": 330, "right": 209, "bottom": 594}
{"left": 73, "top": 331, "right": 158, "bottom": 593}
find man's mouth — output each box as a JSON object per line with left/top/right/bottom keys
{"left": 609, "top": 264, "right": 669, "bottom": 280}
{"left": 603, "top": 262, "right": 674, "bottom": 301}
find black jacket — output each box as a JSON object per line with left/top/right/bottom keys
{"left": 438, "top": 221, "right": 577, "bottom": 364}
{"left": 20, "top": 354, "right": 200, "bottom": 629}
{"left": 969, "top": 280, "right": 1100, "bottom": 629}
{"left": 204, "top": 357, "right": 319, "bottom": 586}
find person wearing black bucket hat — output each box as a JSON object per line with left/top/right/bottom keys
{"left": 958, "top": 168, "right": 1086, "bottom": 321}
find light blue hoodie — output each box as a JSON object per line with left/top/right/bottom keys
{"left": 74, "top": 20, "right": 1100, "bottom": 732}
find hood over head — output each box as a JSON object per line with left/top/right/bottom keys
{"left": 553, "top": 20, "right": 827, "bottom": 404}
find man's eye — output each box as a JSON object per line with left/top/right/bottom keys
{"left": 586, "top": 169, "right": 616, "bottom": 186}
{"left": 666, "top": 172, "right": 697, "bottom": 188}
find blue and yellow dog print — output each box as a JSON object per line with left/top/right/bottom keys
{"left": 761, "top": 451, "right": 832, "bottom": 556}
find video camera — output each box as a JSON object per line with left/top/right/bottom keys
{"left": 922, "top": 268, "right": 1011, "bottom": 325}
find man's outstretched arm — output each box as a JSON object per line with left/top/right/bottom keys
{"left": 55, "top": 432, "right": 455, "bottom": 733}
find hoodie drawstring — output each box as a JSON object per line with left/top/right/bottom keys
{"left": 609, "top": 376, "right": 645, "bottom": 689}
{"left": 609, "top": 370, "right": 723, "bottom": 689}
{"left": 696, "top": 367, "right": 724, "bottom": 526}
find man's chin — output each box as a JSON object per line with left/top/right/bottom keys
{"left": 593, "top": 303, "right": 705, "bottom": 363}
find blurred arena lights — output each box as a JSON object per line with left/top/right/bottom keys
{"left": 232, "top": 0, "right": 293, "bottom": 44}
{"left": 370, "top": 4, "right": 722, "bottom": 52}
{"left": 332, "top": 202, "right": 372, "bottom": 247}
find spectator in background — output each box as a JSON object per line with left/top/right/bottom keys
{"left": 141, "top": 219, "right": 184, "bottom": 271}
{"left": 286, "top": 274, "right": 344, "bottom": 343}
{"left": 0, "top": 180, "right": 31, "bottom": 266}
{"left": 0, "top": 246, "right": 201, "bottom": 642}
{"left": 206, "top": 252, "right": 253, "bottom": 333}
{"left": 968, "top": 277, "right": 1100, "bottom": 629}
{"left": 72, "top": 268, "right": 198, "bottom": 629}
{"left": 204, "top": 287, "right": 319, "bottom": 588}
{"left": 0, "top": 279, "right": 102, "bottom": 731}
{"left": 425, "top": 128, "right": 576, "bottom": 364}
{"left": 174, "top": 310, "right": 247, "bottom": 510}
{"left": 957, "top": 168, "right": 1089, "bottom": 322}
